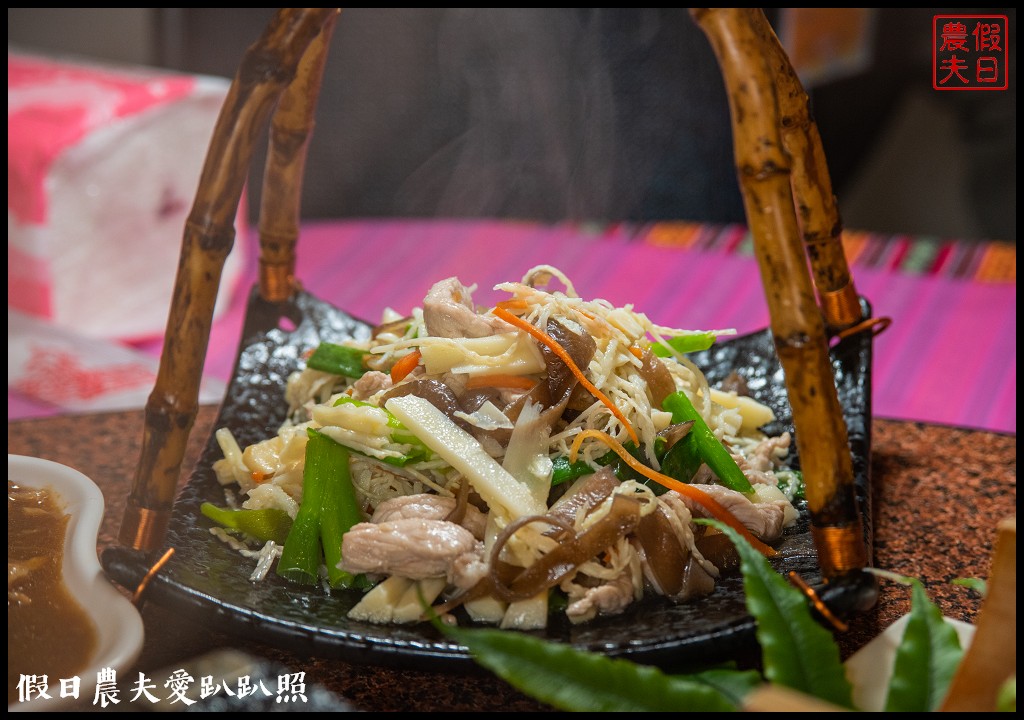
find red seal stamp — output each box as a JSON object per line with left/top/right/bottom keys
{"left": 933, "top": 15, "right": 1009, "bottom": 90}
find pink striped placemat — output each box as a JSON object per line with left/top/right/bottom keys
{"left": 9, "top": 219, "right": 1016, "bottom": 434}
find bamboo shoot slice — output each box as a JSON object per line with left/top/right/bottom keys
{"left": 385, "top": 395, "right": 544, "bottom": 520}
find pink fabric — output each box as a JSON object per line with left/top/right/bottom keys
{"left": 8, "top": 53, "right": 197, "bottom": 224}
{"left": 6, "top": 245, "right": 53, "bottom": 317}
{"left": 9, "top": 220, "right": 1016, "bottom": 434}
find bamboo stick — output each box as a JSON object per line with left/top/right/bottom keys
{"left": 119, "top": 8, "right": 340, "bottom": 552}
{"left": 259, "top": 12, "right": 340, "bottom": 302}
{"left": 941, "top": 518, "right": 1016, "bottom": 712}
{"left": 746, "top": 11, "right": 863, "bottom": 330}
{"left": 691, "top": 8, "right": 866, "bottom": 578}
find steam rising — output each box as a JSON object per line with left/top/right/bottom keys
{"left": 315, "top": 8, "right": 743, "bottom": 223}
{"left": 397, "top": 9, "right": 616, "bottom": 219}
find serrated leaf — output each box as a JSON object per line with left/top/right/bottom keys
{"left": 702, "top": 519, "right": 855, "bottom": 709}
{"left": 444, "top": 624, "right": 739, "bottom": 712}
{"left": 884, "top": 580, "right": 964, "bottom": 712}
{"left": 689, "top": 667, "right": 764, "bottom": 706}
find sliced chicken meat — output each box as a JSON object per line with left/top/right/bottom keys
{"left": 422, "top": 277, "right": 512, "bottom": 338}
{"left": 349, "top": 370, "right": 392, "bottom": 401}
{"left": 730, "top": 432, "right": 792, "bottom": 486}
{"left": 676, "top": 484, "right": 787, "bottom": 542}
{"left": 370, "top": 493, "right": 486, "bottom": 540}
{"left": 340, "top": 518, "right": 484, "bottom": 583}
{"left": 564, "top": 564, "right": 639, "bottom": 623}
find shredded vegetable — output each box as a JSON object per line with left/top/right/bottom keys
{"left": 662, "top": 391, "right": 754, "bottom": 494}
{"left": 569, "top": 430, "right": 777, "bottom": 557}
{"left": 390, "top": 350, "right": 421, "bottom": 383}
{"left": 493, "top": 305, "right": 640, "bottom": 446}
{"left": 209, "top": 265, "right": 798, "bottom": 630}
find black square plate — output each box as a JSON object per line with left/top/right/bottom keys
{"left": 103, "top": 287, "right": 876, "bottom": 671}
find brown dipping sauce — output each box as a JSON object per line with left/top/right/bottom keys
{"left": 8, "top": 481, "right": 98, "bottom": 705}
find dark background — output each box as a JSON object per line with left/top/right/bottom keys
{"left": 8, "top": 8, "right": 1016, "bottom": 241}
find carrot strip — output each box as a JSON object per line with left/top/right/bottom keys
{"left": 493, "top": 307, "right": 639, "bottom": 445}
{"left": 496, "top": 299, "right": 529, "bottom": 311}
{"left": 390, "top": 349, "right": 421, "bottom": 383}
{"left": 569, "top": 429, "right": 777, "bottom": 557}
{"left": 465, "top": 374, "right": 539, "bottom": 391}
{"left": 628, "top": 346, "right": 644, "bottom": 360}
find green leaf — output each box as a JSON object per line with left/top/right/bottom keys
{"left": 952, "top": 577, "right": 987, "bottom": 596}
{"left": 702, "top": 519, "right": 855, "bottom": 709}
{"left": 997, "top": 675, "right": 1016, "bottom": 712}
{"left": 442, "top": 624, "right": 740, "bottom": 712}
{"left": 688, "top": 667, "right": 764, "bottom": 706}
{"left": 884, "top": 580, "right": 964, "bottom": 712}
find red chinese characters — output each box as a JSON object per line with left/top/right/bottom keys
{"left": 933, "top": 15, "right": 1008, "bottom": 90}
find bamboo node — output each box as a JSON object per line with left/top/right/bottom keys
{"left": 259, "top": 264, "right": 297, "bottom": 303}
{"left": 268, "top": 122, "right": 311, "bottom": 151}
{"left": 773, "top": 331, "right": 812, "bottom": 350}
{"left": 820, "top": 284, "right": 864, "bottom": 329}
{"left": 811, "top": 524, "right": 867, "bottom": 577}
{"left": 185, "top": 218, "right": 236, "bottom": 254}
{"left": 743, "top": 159, "right": 790, "bottom": 180}
{"left": 119, "top": 503, "right": 171, "bottom": 553}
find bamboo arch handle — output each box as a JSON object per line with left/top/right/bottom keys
{"left": 748, "top": 12, "right": 863, "bottom": 331}
{"left": 691, "top": 8, "right": 867, "bottom": 579}
{"left": 119, "top": 8, "right": 340, "bottom": 552}
{"left": 122, "top": 8, "right": 869, "bottom": 582}
{"left": 258, "top": 12, "right": 339, "bottom": 302}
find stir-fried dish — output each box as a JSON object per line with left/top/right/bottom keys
{"left": 209, "top": 266, "right": 800, "bottom": 629}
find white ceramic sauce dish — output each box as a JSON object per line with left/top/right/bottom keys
{"left": 8, "top": 455, "right": 144, "bottom": 712}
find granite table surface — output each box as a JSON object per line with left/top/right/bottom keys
{"left": 8, "top": 406, "right": 1016, "bottom": 712}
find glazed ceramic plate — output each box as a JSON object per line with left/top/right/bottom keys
{"left": 9, "top": 455, "right": 145, "bottom": 712}
{"left": 102, "top": 288, "right": 876, "bottom": 672}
